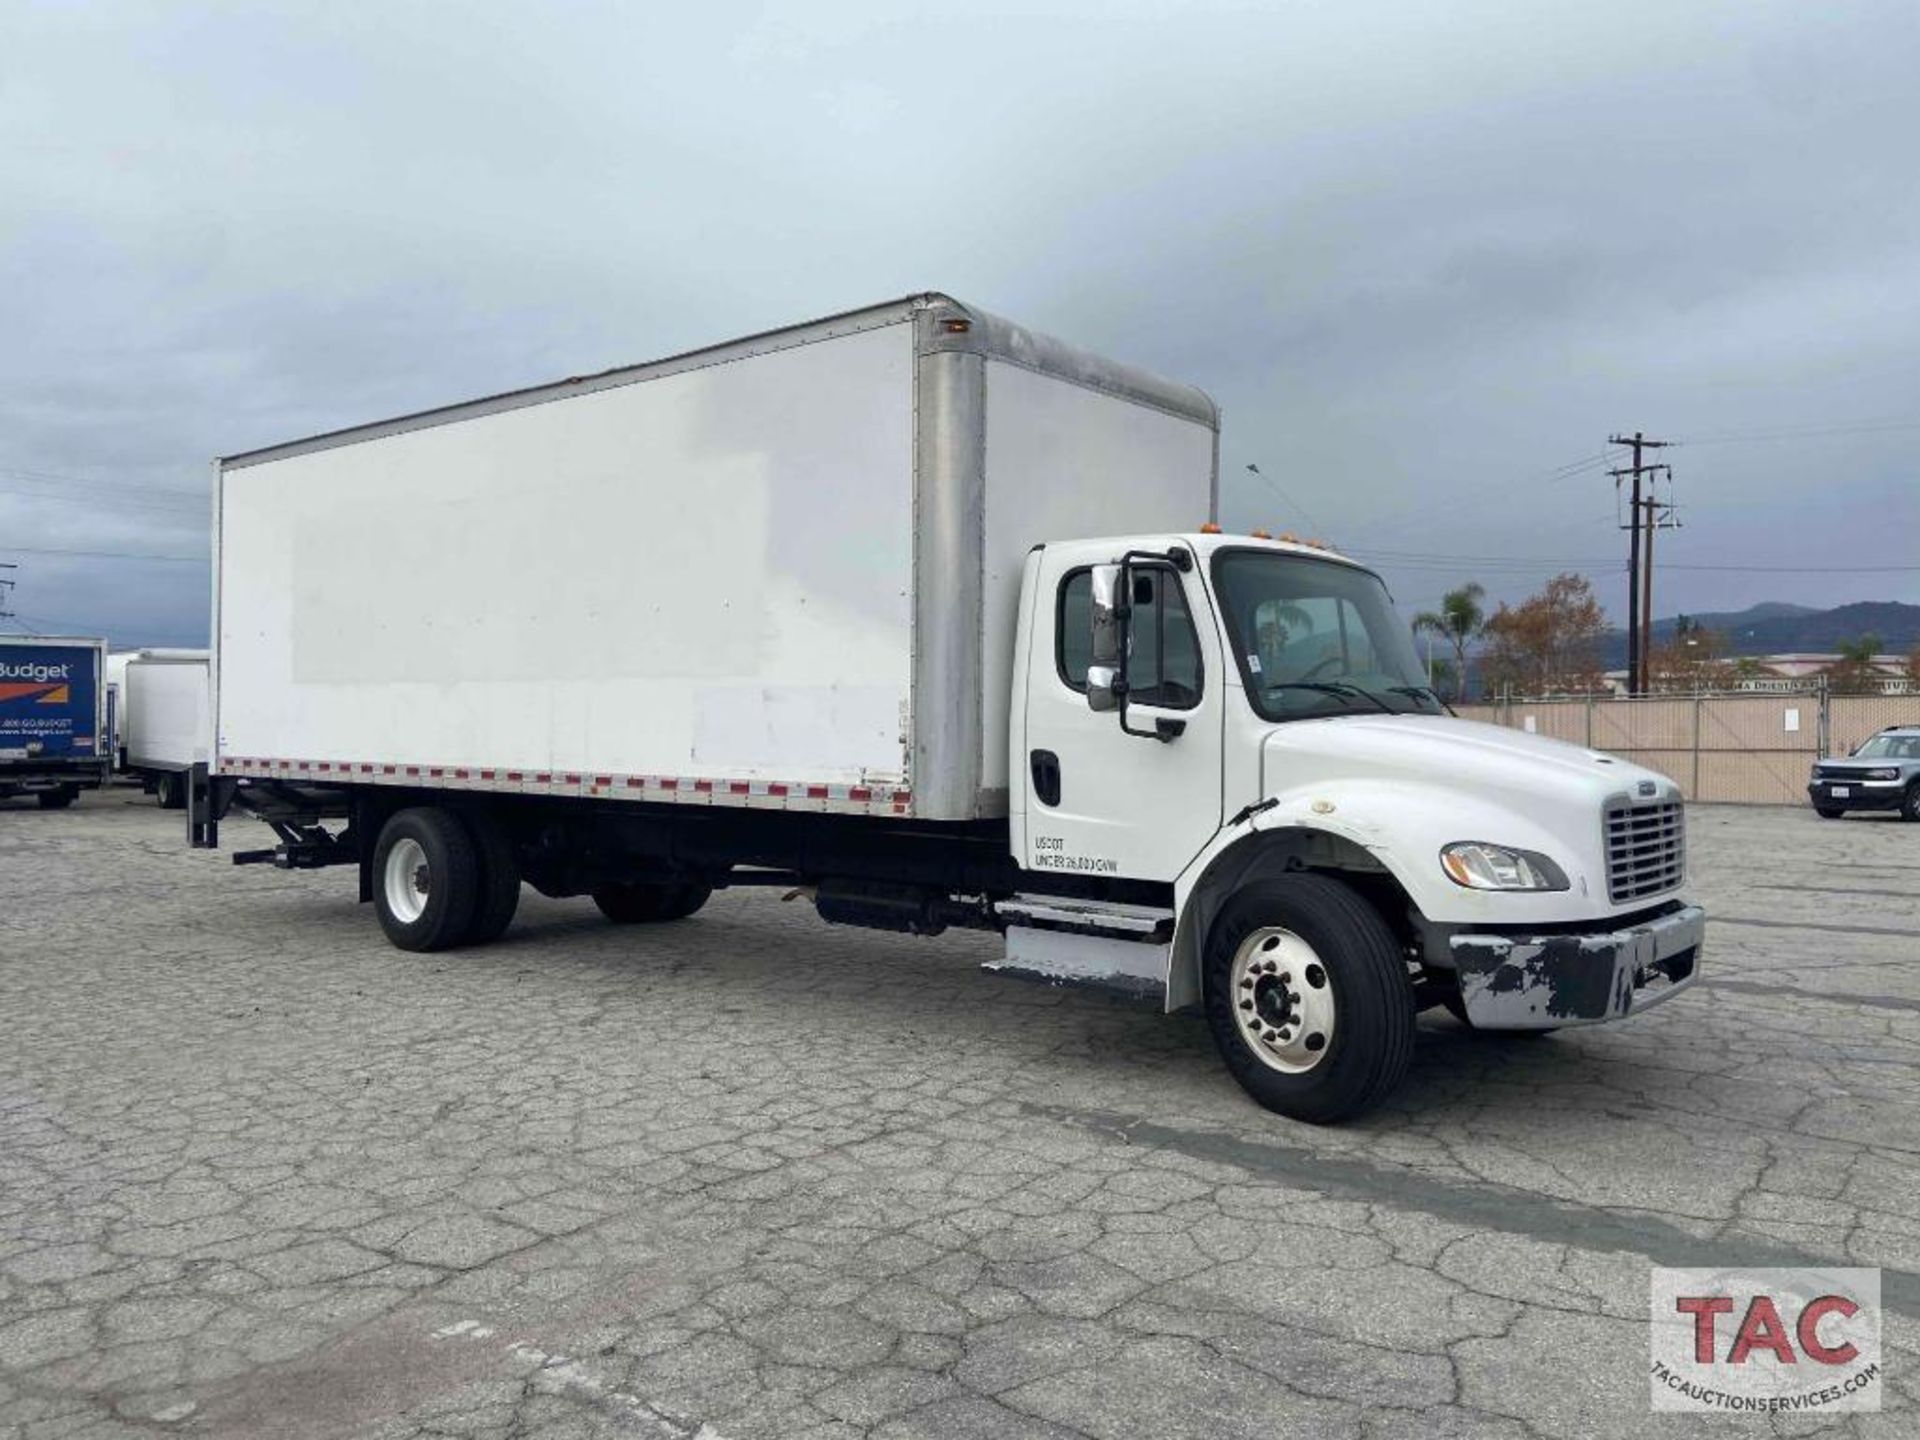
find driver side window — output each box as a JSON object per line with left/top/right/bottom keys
{"left": 1057, "top": 567, "right": 1203, "bottom": 711}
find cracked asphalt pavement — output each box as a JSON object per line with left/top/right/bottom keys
{"left": 2, "top": 793, "right": 1915, "bottom": 1438}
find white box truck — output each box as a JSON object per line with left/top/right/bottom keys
{"left": 195, "top": 294, "right": 1704, "bottom": 1122}
{"left": 116, "top": 649, "right": 211, "bottom": 807}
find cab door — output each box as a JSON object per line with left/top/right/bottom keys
{"left": 1018, "top": 544, "right": 1223, "bottom": 883}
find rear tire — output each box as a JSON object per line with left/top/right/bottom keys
{"left": 592, "top": 881, "right": 712, "bottom": 925}
{"left": 155, "top": 772, "right": 186, "bottom": 810}
{"left": 1203, "top": 874, "right": 1415, "bottom": 1124}
{"left": 35, "top": 788, "right": 76, "bottom": 810}
{"left": 459, "top": 809, "right": 521, "bottom": 945}
{"left": 372, "top": 807, "right": 480, "bottom": 951}
{"left": 1814, "top": 806, "right": 1844, "bottom": 820}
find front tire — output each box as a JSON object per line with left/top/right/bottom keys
{"left": 35, "top": 787, "right": 76, "bottom": 810}
{"left": 1203, "top": 875, "right": 1415, "bottom": 1124}
{"left": 372, "top": 807, "right": 480, "bottom": 951}
{"left": 592, "top": 881, "right": 712, "bottom": 924}
{"left": 1902, "top": 785, "right": 1920, "bottom": 823}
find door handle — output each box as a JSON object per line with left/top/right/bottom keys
{"left": 1030, "top": 749, "right": 1061, "bottom": 807}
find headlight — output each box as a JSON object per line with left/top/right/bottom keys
{"left": 1866, "top": 768, "right": 1900, "bottom": 781}
{"left": 1440, "top": 842, "right": 1570, "bottom": 892}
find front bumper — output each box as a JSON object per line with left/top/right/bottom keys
{"left": 1449, "top": 903, "right": 1704, "bottom": 1030}
{"left": 1807, "top": 780, "right": 1905, "bottom": 812}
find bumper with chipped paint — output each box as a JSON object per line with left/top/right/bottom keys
{"left": 1448, "top": 903, "right": 1704, "bottom": 1030}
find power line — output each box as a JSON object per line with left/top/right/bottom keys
{"left": 1656, "top": 561, "right": 1920, "bottom": 573}
{"left": 0, "top": 482, "right": 204, "bottom": 516}
{"left": 0, "top": 465, "right": 203, "bottom": 503}
{"left": 0, "top": 543, "right": 207, "bottom": 564}
{"left": 1677, "top": 417, "right": 1920, "bottom": 446}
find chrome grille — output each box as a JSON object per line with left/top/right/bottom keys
{"left": 1604, "top": 800, "right": 1685, "bottom": 903}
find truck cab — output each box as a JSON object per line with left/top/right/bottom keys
{"left": 1009, "top": 531, "right": 1703, "bottom": 1122}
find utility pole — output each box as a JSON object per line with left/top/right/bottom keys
{"left": 1609, "top": 433, "right": 1672, "bottom": 694}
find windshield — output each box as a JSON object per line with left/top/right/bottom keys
{"left": 1210, "top": 549, "right": 1441, "bottom": 721}
{"left": 1854, "top": 734, "right": 1920, "bottom": 759}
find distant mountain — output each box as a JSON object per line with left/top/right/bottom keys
{"left": 1596, "top": 601, "right": 1920, "bottom": 670}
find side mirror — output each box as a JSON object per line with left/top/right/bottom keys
{"left": 1089, "top": 564, "right": 1123, "bottom": 666}
{"left": 1087, "top": 663, "right": 1121, "bottom": 713}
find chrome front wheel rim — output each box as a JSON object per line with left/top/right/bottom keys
{"left": 384, "top": 836, "right": 431, "bottom": 925}
{"left": 1230, "top": 926, "right": 1336, "bottom": 1074}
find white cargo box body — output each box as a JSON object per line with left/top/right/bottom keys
{"left": 214, "top": 295, "right": 1217, "bottom": 821}
{"left": 124, "top": 652, "right": 211, "bottom": 773}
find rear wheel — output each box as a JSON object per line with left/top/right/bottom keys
{"left": 459, "top": 809, "right": 521, "bottom": 945}
{"left": 1814, "top": 806, "right": 1844, "bottom": 820}
{"left": 592, "top": 881, "right": 712, "bottom": 925}
{"left": 35, "top": 787, "right": 76, "bottom": 810}
{"left": 372, "top": 807, "right": 479, "bottom": 951}
{"left": 155, "top": 771, "right": 186, "bottom": 810}
{"left": 1203, "top": 874, "right": 1415, "bottom": 1124}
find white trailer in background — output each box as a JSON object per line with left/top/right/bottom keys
{"left": 194, "top": 293, "right": 1705, "bottom": 1123}
{"left": 118, "top": 650, "right": 211, "bottom": 807}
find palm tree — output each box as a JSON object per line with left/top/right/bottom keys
{"left": 1254, "top": 600, "right": 1316, "bottom": 674}
{"left": 1413, "top": 583, "right": 1486, "bottom": 701}
{"left": 1828, "top": 633, "right": 1884, "bottom": 694}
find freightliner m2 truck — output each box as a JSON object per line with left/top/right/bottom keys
{"left": 193, "top": 295, "right": 1704, "bottom": 1122}
{"left": 1, "top": 635, "right": 109, "bottom": 808}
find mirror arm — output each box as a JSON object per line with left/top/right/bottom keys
{"left": 1110, "top": 546, "right": 1194, "bottom": 743}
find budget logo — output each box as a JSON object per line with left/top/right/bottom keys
{"left": 0, "top": 682, "right": 71, "bottom": 706}
{"left": 1650, "top": 1267, "right": 1881, "bottom": 1413}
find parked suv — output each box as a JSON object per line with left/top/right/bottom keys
{"left": 1808, "top": 725, "right": 1920, "bottom": 821}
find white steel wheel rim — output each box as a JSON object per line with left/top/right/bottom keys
{"left": 1230, "top": 926, "right": 1337, "bottom": 1074}
{"left": 384, "top": 837, "right": 431, "bottom": 925}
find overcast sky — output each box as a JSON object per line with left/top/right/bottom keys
{"left": 4, "top": 0, "right": 1917, "bottom": 647}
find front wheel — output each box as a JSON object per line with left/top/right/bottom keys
{"left": 35, "top": 787, "right": 77, "bottom": 810}
{"left": 1903, "top": 786, "right": 1920, "bottom": 823}
{"left": 372, "top": 807, "right": 480, "bottom": 951}
{"left": 1203, "top": 875, "right": 1415, "bottom": 1125}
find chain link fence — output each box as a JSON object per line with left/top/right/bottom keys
{"left": 1454, "top": 688, "right": 1920, "bottom": 803}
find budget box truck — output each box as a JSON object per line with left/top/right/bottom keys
{"left": 1, "top": 635, "right": 109, "bottom": 807}
{"left": 118, "top": 649, "right": 212, "bottom": 808}
{"left": 192, "top": 294, "right": 1704, "bottom": 1122}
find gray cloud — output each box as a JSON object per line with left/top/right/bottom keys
{"left": 4, "top": 0, "right": 1917, "bottom": 646}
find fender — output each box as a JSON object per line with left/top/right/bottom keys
{"left": 1161, "top": 778, "right": 1598, "bottom": 1012}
